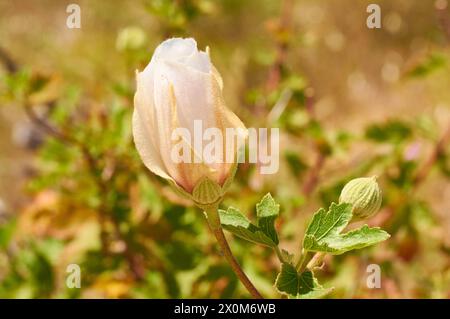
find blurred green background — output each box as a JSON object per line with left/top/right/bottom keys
{"left": 0, "top": 0, "right": 449, "bottom": 298}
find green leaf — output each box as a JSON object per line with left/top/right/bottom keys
{"left": 274, "top": 263, "right": 298, "bottom": 296}
{"left": 219, "top": 193, "right": 281, "bottom": 247}
{"left": 303, "top": 203, "right": 390, "bottom": 255}
{"left": 275, "top": 263, "right": 333, "bottom": 298}
{"left": 365, "top": 120, "right": 412, "bottom": 143}
{"left": 297, "top": 270, "right": 334, "bottom": 299}
{"left": 407, "top": 52, "right": 447, "bottom": 78}
{"left": 0, "top": 219, "right": 16, "bottom": 249}
{"left": 256, "top": 193, "right": 280, "bottom": 245}
{"left": 284, "top": 151, "right": 307, "bottom": 177}
{"left": 219, "top": 207, "right": 276, "bottom": 247}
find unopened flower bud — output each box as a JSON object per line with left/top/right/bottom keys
{"left": 339, "top": 176, "right": 382, "bottom": 220}
{"left": 132, "top": 38, "right": 247, "bottom": 208}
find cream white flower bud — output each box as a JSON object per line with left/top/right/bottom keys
{"left": 132, "top": 38, "right": 247, "bottom": 204}
{"left": 339, "top": 176, "right": 382, "bottom": 220}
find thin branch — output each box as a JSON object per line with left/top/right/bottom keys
{"left": 273, "top": 246, "right": 286, "bottom": 264}
{"left": 436, "top": 3, "right": 450, "bottom": 43}
{"left": 413, "top": 121, "right": 450, "bottom": 186}
{"left": 0, "top": 47, "right": 18, "bottom": 73}
{"left": 375, "top": 121, "right": 450, "bottom": 228}
{"left": 306, "top": 252, "right": 325, "bottom": 270}
{"left": 265, "top": 0, "right": 294, "bottom": 92}
{"left": 205, "top": 206, "right": 263, "bottom": 299}
{"left": 302, "top": 150, "right": 326, "bottom": 196}
{"left": 2, "top": 47, "right": 146, "bottom": 281}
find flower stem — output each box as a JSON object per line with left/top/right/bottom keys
{"left": 274, "top": 246, "right": 286, "bottom": 264}
{"left": 297, "top": 250, "right": 326, "bottom": 272}
{"left": 306, "top": 252, "right": 325, "bottom": 269}
{"left": 205, "top": 206, "right": 263, "bottom": 299}
{"left": 295, "top": 249, "right": 311, "bottom": 272}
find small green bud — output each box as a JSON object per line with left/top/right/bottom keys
{"left": 339, "top": 176, "right": 382, "bottom": 220}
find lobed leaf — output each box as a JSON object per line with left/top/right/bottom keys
{"left": 256, "top": 193, "right": 280, "bottom": 245}
{"left": 275, "top": 263, "right": 333, "bottom": 298}
{"left": 219, "top": 193, "right": 281, "bottom": 247}
{"left": 303, "top": 203, "right": 390, "bottom": 255}
{"left": 219, "top": 207, "right": 276, "bottom": 247}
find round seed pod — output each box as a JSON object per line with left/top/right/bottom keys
{"left": 339, "top": 176, "right": 382, "bottom": 220}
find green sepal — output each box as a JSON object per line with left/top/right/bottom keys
{"left": 191, "top": 176, "right": 224, "bottom": 210}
